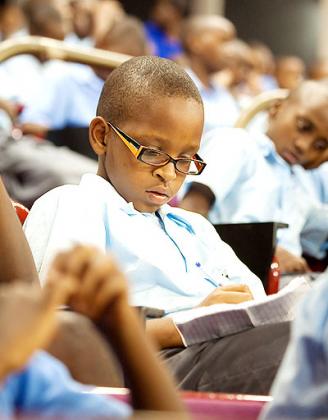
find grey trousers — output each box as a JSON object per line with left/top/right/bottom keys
{"left": 161, "top": 321, "right": 290, "bottom": 395}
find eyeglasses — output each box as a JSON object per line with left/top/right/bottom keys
{"left": 106, "top": 121, "right": 207, "bottom": 176}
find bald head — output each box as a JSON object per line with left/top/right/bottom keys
{"left": 97, "top": 55, "right": 203, "bottom": 125}
{"left": 95, "top": 16, "right": 148, "bottom": 57}
{"left": 181, "top": 14, "right": 236, "bottom": 52}
{"left": 286, "top": 79, "right": 328, "bottom": 107}
{"left": 221, "top": 39, "right": 253, "bottom": 65}
{"left": 309, "top": 58, "right": 328, "bottom": 81}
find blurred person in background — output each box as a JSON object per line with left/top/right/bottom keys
{"left": 215, "top": 38, "right": 259, "bottom": 106}
{"left": 20, "top": 15, "right": 148, "bottom": 135}
{"left": 250, "top": 41, "right": 278, "bottom": 91}
{"left": 308, "top": 57, "right": 328, "bottom": 81}
{"left": 180, "top": 14, "right": 239, "bottom": 134}
{"left": 0, "top": 0, "right": 26, "bottom": 40}
{"left": 145, "top": 0, "right": 187, "bottom": 60}
{"left": 65, "top": 0, "right": 95, "bottom": 45}
{"left": 179, "top": 80, "right": 328, "bottom": 274}
{"left": 0, "top": 0, "right": 67, "bottom": 110}
{"left": 299, "top": 58, "right": 328, "bottom": 208}
{"left": 65, "top": 0, "right": 125, "bottom": 46}
{"left": 275, "top": 55, "right": 305, "bottom": 90}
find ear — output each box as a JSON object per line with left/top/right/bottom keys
{"left": 89, "top": 117, "right": 109, "bottom": 156}
{"left": 268, "top": 98, "right": 284, "bottom": 120}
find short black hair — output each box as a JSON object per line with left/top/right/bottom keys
{"left": 96, "top": 55, "right": 203, "bottom": 125}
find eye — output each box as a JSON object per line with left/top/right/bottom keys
{"left": 296, "top": 117, "right": 313, "bottom": 133}
{"left": 313, "top": 138, "right": 328, "bottom": 151}
{"left": 143, "top": 148, "right": 163, "bottom": 157}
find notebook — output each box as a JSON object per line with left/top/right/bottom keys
{"left": 169, "top": 277, "right": 310, "bottom": 346}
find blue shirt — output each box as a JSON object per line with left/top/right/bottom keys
{"left": 24, "top": 174, "right": 265, "bottom": 313}
{"left": 308, "top": 163, "right": 328, "bottom": 204}
{"left": 0, "top": 351, "right": 130, "bottom": 419}
{"left": 144, "top": 21, "right": 182, "bottom": 59}
{"left": 20, "top": 63, "right": 104, "bottom": 130}
{"left": 255, "top": 132, "right": 328, "bottom": 258}
{"left": 186, "top": 69, "right": 239, "bottom": 134}
{"left": 182, "top": 128, "right": 328, "bottom": 258}
{"left": 181, "top": 127, "right": 279, "bottom": 225}
{"left": 261, "top": 271, "right": 328, "bottom": 419}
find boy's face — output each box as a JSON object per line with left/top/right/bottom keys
{"left": 267, "top": 93, "right": 328, "bottom": 169}
{"left": 92, "top": 96, "right": 204, "bottom": 212}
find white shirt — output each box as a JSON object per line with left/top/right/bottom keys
{"left": 24, "top": 174, "right": 265, "bottom": 313}
{"left": 186, "top": 69, "right": 239, "bottom": 134}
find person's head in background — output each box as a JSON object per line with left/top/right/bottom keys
{"left": 0, "top": 0, "right": 26, "bottom": 40}
{"left": 149, "top": 0, "right": 188, "bottom": 33}
{"left": 22, "top": 0, "right": 66, "bottom": 40}
{"left": 250, "top": 41, "right": 275, "bottom": 77}
{"left": 249, "top": 41, "right": 277, "bottom": 91}
{"left": 218, "top": 38, "right": 255, "bottom": 94}
{"left": 308, "top": 58, "right": 328, "bottom": 81}
{"left": 68, "top": 0, "right": 94, "bottom": 40}
{"left": 275, "top": 55, "right": 305, "bottom": 90}
{"left": 93, "top": 15, "right": 149, "bottom": 81}
{"left": 267, "top": 80, "right": 328, "bottom": 170}
{"left": 89, "top": 56, "right": 204, "bottom": 213}
{"left": 181, "top": 14, "right": 236, "bottom": 87}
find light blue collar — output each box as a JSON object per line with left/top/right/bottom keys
{"left": 80, "top": 174, "right": 195, "bottom": 233}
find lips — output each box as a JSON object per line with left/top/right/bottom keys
{"left": 146, "top": 187, "right": 169, "bottom": 197}
{"left": 281, "top": 150, "right": 300, "bottom": 165}
{"left": 145, "top": 187, "right": 170, "bottom": 204}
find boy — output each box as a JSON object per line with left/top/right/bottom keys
{"left": 25, "top": 56, "right": 290, "bottom": 394}
{"left": 0, "top": 174, "right": 183, "bottom": 417}
{"left": 180, "top": 14, "right": 240, "bottom": 132}
{"left": 180, "top": 80, "right": 328, "bottom": 273}
{"left": 20, "top": 15, "right": 148, "bottom": 135}
{"left": 0, "top": 245, "right": 184, "bottom": 418}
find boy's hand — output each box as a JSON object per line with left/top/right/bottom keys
{"left": 49, "top": 246, "right": 129, "bottom": 322}
{"left": 275, "top": 246, "right": 310, "bottom": 274}
{"left": 0, "top": 280, "right": 74, "bottom": 379}
{"left": 199, "top": 284, "right": 254, "bottom": 307}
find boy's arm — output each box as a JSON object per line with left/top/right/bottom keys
{"left": 49, "top": 246, "right": 185, "bottom": 414}
{"left": 0, "top": 177, "right": 38, "bottom": 284}
{"left": 146, "top": 284, "right": 254, "bottom": 349}
{"left": 275, "top": 246, "right": 309, "bottom": 274}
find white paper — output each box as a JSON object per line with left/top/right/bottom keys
{"left": 170, "top": 277, "right": 311, "bottom": 346}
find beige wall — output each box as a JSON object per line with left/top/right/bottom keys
{"left": 190, "top": 0, "right": 225, "bottom": 15}
{"left": 318, "top": 0, "right": 328, "bottom": 58}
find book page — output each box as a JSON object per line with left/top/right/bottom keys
{"left": 247, "top": 276, "right": 310, "bottom": 326}
{"left": 170, "top": 277, "right": 311, "bottom": 346}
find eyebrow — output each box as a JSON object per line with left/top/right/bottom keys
{"left": 133, "top": 134, "right": 199, "bottom": 155}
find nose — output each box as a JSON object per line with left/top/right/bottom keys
{"left": 294, "top": 136, "right": 312, "bottom": 155}
{"left": 153, "top": 161, "right": 177, "bottom": 183}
